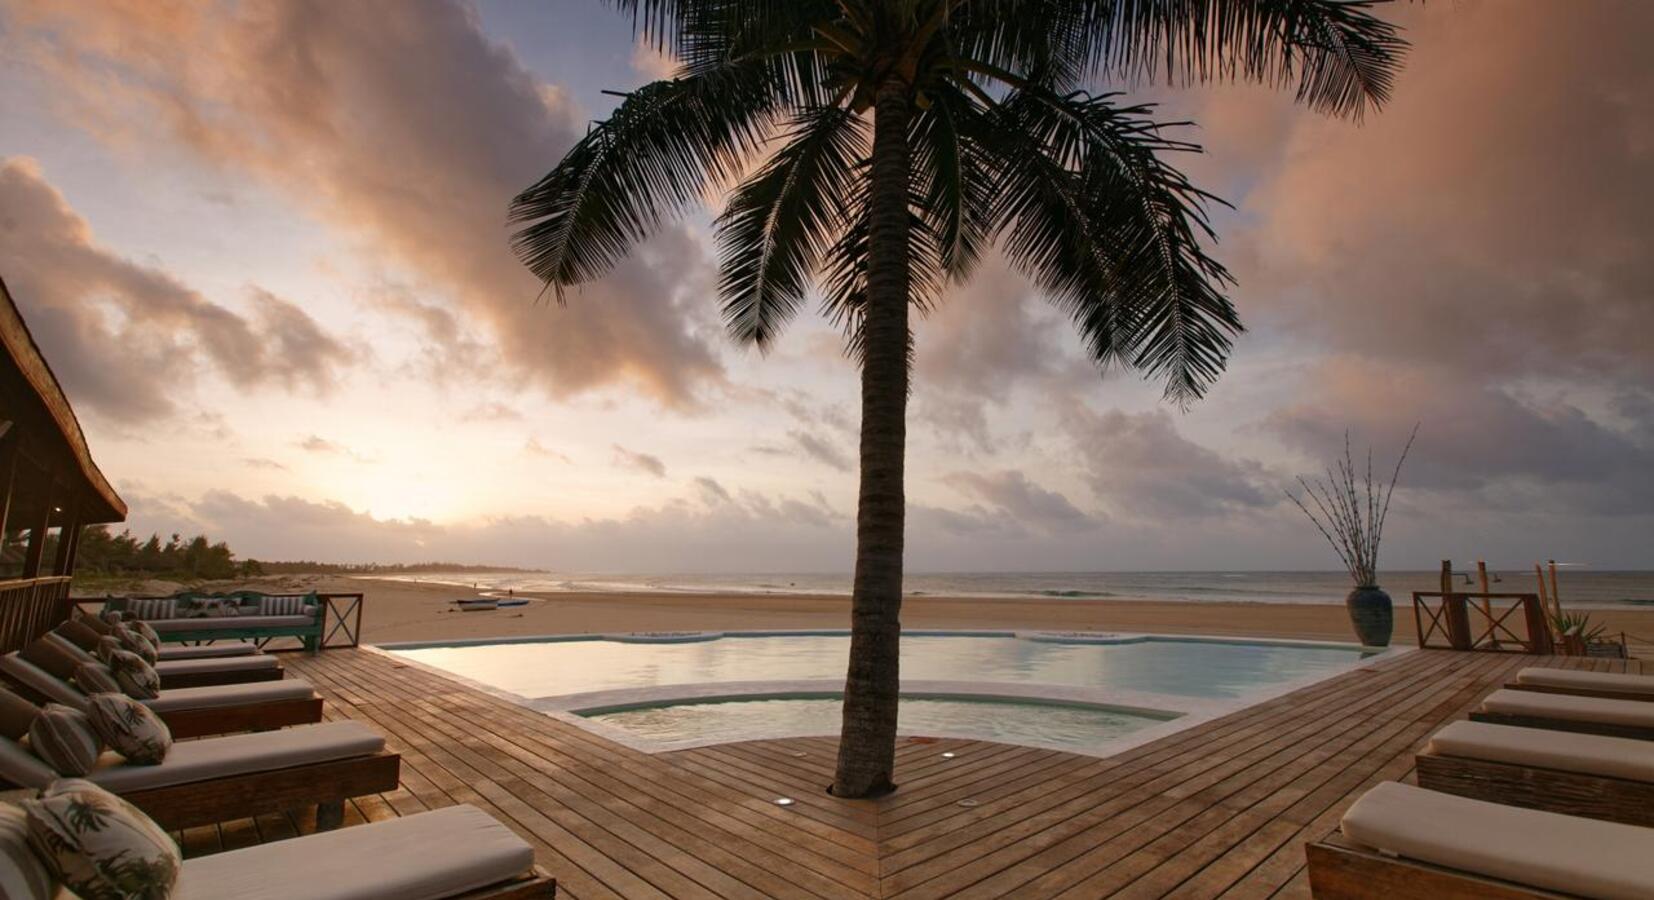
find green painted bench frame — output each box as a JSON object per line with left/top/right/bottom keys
{"left": 103, "top": 591, "right": 325, "bottom": 653}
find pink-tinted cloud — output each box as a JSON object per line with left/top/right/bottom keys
{"left": 4, "top": 0, "right": 723, "bottom": 407}
{"left": 0, "top": 157, "right": 349, "bottom": 421}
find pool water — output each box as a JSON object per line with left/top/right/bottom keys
{"left": 391, "top": 633, "right": 1369, "bottom": 701}
{"left": 587, "top": 696, "right": 1166, "bottom": 747}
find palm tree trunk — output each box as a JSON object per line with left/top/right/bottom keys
{"left": 832, "top": 79, "right": 911, "bottom": 799}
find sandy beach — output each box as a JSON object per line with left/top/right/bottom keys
{"left": 177, "top": 574, "right": 1654, "bottom": 652}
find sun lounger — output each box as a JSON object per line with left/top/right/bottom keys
{"left": 0, "top": 720, "right": 400, "bottom": 831}
{"left": 0, "top": 652, "right": 323, "bottom": 738}
{"left": 1415, "top": 720, "right": 1654, "bottom": 826}
{"left": 171, "top": 804, "right": 555, "bottom": 899}
{"left": 1305, "top": 781, "right": 1654, "bottom": 899}
{"left": 42, "top": 631, "right": 285, "bottom": 688}
{"left": 1508, "top": 667, "right": 1654, "bottom": 701}
{"left": 1472, "top": 688, "right": 1654, "bottom": 740}
{"left": 157, "top": 641, "right": 261, "bottom": 661}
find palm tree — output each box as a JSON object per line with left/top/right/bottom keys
{"left": 510, "top": 0, "right": 1409, "bottom": 798}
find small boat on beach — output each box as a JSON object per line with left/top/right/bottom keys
{"left": 454, "top": 597, "right": 498, "bottom": 611}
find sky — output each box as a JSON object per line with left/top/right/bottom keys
{"left": 0, "top": 0, "right": 1649, "bottom": 573}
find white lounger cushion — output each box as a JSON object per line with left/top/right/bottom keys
{"left": 1482, "top": 688, "right": 1654, "bottom": 728}
{"left": 151, "top": 616, "right": 313, "bottom": 634}
{"left": 1427, "top": 720, "right": 1654, "bottom": 783}
{"left": 153, "top": 654, "right": 280, "bottom": 676}
{"left": 1517, "top": 668, "right": 1654, "bottom": 699}
{"left": 0, "top": 654, "right": 87, "bottom": 710}
{"left": 143, "top": 678, "right": 316, "bottom": 713}
{"left": 156, "top": 643, "right": 260, "bottom": 660}
{"left": 1342, "top": 782, "right": 1654, "bottom": 899}
{"left": 1, "top": 653, "right": 313, "bottom": 715}
{"left": 87, "top": 720, "right": 384, "bottom": 793}
{"left": 173, "top": 804, "right": 533, "bottom": 900}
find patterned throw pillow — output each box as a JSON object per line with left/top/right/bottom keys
{"left": 111, "top": 626, "right": 157, "bottom": 666}
{"left": 73, "top": 663, "right": 122, "bottom": 696}
{"left": 127, "top": 620, "right": 163, "bottom": 648}
{"left": 93, "top": 636, "right": 122, "bottom": 666}
{"left": 26, "top": 705, "right": 100, "bottom": 777}
{"left": 23, "top": 779, "right": 180, "bottom": 900}
{"left": 103, "top": 651, "right": 160, "bottom": 702}
{"left": 0, "top": 803, "right": 56, "bottom": 900}
{"left": 85, "top": 695, "right": 170, "bottom": 766}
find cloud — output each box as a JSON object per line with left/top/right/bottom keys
{"left": 523, "top": 438, "right": 572, "bottom": 463}
{"left": 0, "top": 157, "right": 351, "bottom": 421}
{"left": 1265, "top": 359, "right": 1654, "bottom": 516}
{"left": 137, "top": 486, "right": 847, "bottom": 571}
{"left": 942, "top": 470, "right": 1098, "bottom": 533}
{"left": 1066, "top": 409, "right": 1276, "bottom": 520}
{"left": 5, "top": 0, "right": 725, "bottom": 407}
{"left": 787, "top": 429, "right": 852, "bottom": 472}
{"left": 694, "top": 476, "right": 732, "bottom": 504}
{"left": 611, "top": 444, "right": 666, "bottom": 478}
{"left": 460, "top": 403, "right": 523, "bottom": 423}
{"left": 295, "top": 434, "right": 372, "bottom": 462}
{"left": 241, "top": 458, "right": 287, "bottom": 471}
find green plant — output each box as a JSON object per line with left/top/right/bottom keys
{"left": 1550, "top": 610, "right": 1607, "bottom": 642}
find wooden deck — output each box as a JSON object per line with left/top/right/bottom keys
{"left": 174, "top": 647, "right": 1643, "bottom": 898}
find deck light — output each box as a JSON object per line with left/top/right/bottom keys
{"left": 957, "top": 799, "right": 980, "bottom": 808}
{"left": 774, "top": 797, "right": 795, "bottom": 806}
{"left": 941, "top": 752, "right": 956, "bottom": 759}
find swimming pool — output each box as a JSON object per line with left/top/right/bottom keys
{"left": 382, "top": 631, "right": 1394, "bottom": 755}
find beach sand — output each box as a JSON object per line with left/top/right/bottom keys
{"left": 200, "top": 574, "right": 1654, "bottom": 651}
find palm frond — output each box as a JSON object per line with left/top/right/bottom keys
{"left": 508, "top": 63, "right": 781, "bottom": 297}
{"left": 819, "top": 182, "right": 944, "bottom": 368}
{"left": 956, "top": 0, "right": 1409, "bottom": 118}
{"left": 984, "top": 89, "right": 1241, "bottom": 401}
{"left": 909, "top": 85, "right": 994, "bottom": 282}
{"left": 716, "top": 104, "right": 867, "bottom": 349}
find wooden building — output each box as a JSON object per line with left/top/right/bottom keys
{"left": 0, "top": 274, "right": 126, "bottom": 651}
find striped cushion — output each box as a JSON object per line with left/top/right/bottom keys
{"left": 258, "top": 594, "right": 304, "bottom": 616}
{"left": 0, "top": 803, "right": 55, "bottom": 900}
{"left": 127, "top": 598, "right": 178, "bottom": 621}
{"left": 259, "top": 594, "right": 310, "bottom": 616}
{"left": 73, "top": 662, "right": 121, "bottom": 696}
{"left": 105, "top": 650, "right": 161, "bottom": 701}
{"left": 85, "top": 694, "right": 171, "bottom": 765}
{"left": 27, "top": 704, "right": 100, "bottom": 777}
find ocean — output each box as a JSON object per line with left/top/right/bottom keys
{"left": 378, "top": 569, "right": 1654, "bottom": 610}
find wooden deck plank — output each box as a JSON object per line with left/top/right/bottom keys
{"left": 231, "top": 643, "right": 1626, "bottom": 899}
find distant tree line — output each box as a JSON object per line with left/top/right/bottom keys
{"left": 72, "top": 526, "right": 262, "bottom": 580}
{"left": 254, "top": 560, "right": 542, "bottom": 575}
{"left": 16, "top": 525, "right": 541, "bottom": 581}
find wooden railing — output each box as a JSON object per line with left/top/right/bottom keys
{"left": 69, "top": 589, "right": 365, "bottom": 652}
{"left": 1413, "top": 591, "right": 1554, "bottom": 654}
{"left": 0, "top": 576, "right": 72, "bottom": 653}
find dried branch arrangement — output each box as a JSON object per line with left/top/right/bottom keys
{"left": 1287, "top": 426, "right": 1419, "bottom": 587}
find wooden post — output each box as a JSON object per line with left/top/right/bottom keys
{"left": 1548, "top": 560, "right": 1561, "bottom": 613}
{"left": 1443, "top": 593, "right": 1472, "bottom": 651}
{"left": 1522, "top": 594, "right": 1554, "bottom": 655}
{"left": 52, "top": 508, "right": 79, "bottom": 576}
{"left": 20, "top": 502, "right": 49, "bottom": 579}
{"left": 1439, "top": 560, "right": 1452, "bottom": 594}
{"left": 1534, "top": 563, "right": 1553, "bottom": 624}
